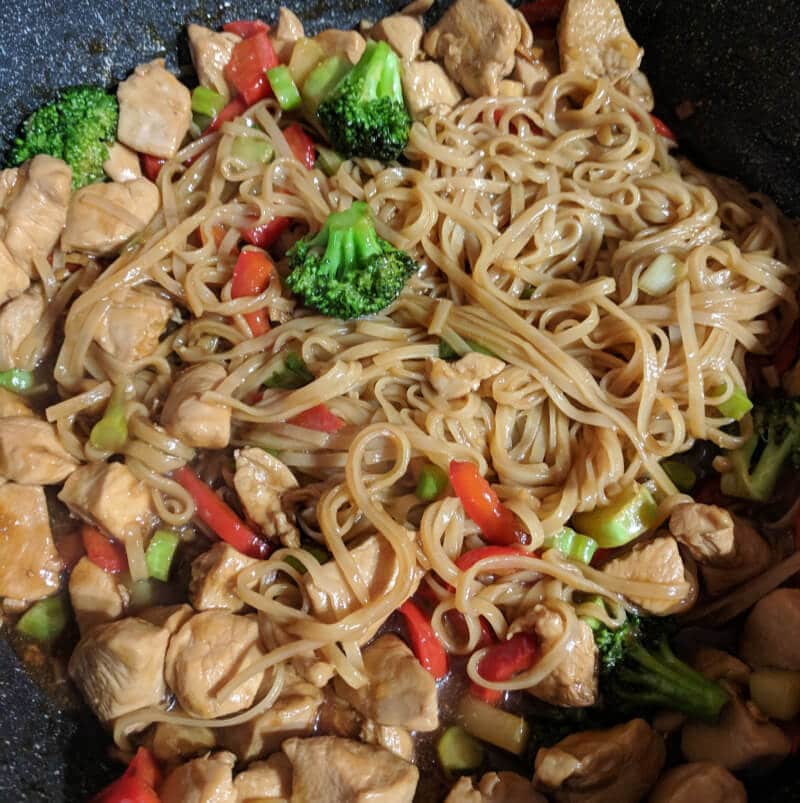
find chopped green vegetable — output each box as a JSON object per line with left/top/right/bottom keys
{"left": 264, "top": 352, "right": 314, "bottom": 389}
{"left": 416, "top": 463, "right": 448, "bottom": 501}
{"left": 16, "top": 595, "right": 69, "bottom": 641}
{"left": 661, "top": 459, "right": 697, "bottom": 492}
{"left": 284, "top": 543, "right": 331, "bottom": 574}
{"left": 638, "top": 253, "right": 683, "bottom": 296}
{"left": 570, "top": 483, "right": 659, "bottom": 548}
{"left": 193, "top": 112, "right": 213, "bottom": 132}
{"left": 302, "top": 55, "right": 352, "bottom": 118}
{"left": 457, "top": 694, "right": 529, "bottom": 755}
{"left": 437, "top": 725, "right": 484, "bottom": 773}
{"left": 231, "top": 136, "right": 275, "bottom": 166}
{"left": 0, "top": 369, "right": 34, "bottom": 394}
{"left": 544, "top": 527, "right": 598, "bottom": 564}
{"left": 89, "top": 385, "right": 128, "bottom": 452}
{"left": 191, "top": 86, "right": 226, "bottom": 118}
{"left": 145, "top": 529, "right": 180, "bottom": 582}
{"left": 268, "top": 65, "right": 302, "bottom": 111}
{"left": 315, "top": 145, "right": 344, "bottom": 176}
{"left": 714, "top": 383, "right": 753, "bottom": 420}
{"left": 439, "top": 338, "right": 497, "bottom": 361}
{"left": 288, "top": 37, "right": 326, "bottom": 88}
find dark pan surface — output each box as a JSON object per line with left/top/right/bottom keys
{"left": 0, "top": 1, "right": 799, "bottom": 800}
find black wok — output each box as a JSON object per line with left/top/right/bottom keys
{"left": 0, "top": 1, "right": 799, "bottom": 799}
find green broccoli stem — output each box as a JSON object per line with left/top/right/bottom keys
{"left": 355, "top": 41, "right": 403, "bottom": 104}
{"left": 312, "top": 202, "right": 384, "bottom": 280}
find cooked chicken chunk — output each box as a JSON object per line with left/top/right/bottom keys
{"left": 187, "top": 24, "right": 240, "bottom": 103}
{"left": 0, "top": 417, "right": 78, "bottom": 485}
{"left": 402, "top": 62, "right": 463, "bottom": 118}
{"left": 0, "top": 483, "right": 62, "bottom": 601}
{"left": 429, "top": 353, "right": 505, "bottom": 399}
{"left": 669, "top": 503, "right": 735, "bottom": 562}
{"left": 234, "top": 753, "right": 292, "bottom": 802}
{"left": 535, "top": 719, "right": 665, "bottom": 803}
{"left": 423, "top": 0, "right": 521, "bottom": 97}
{"left": 508, "top": 603, "right": 598, "bottom": 707}
{"left": 740, "top": 588, "right": 800, "bottom": 671}
{"left": 160, "top": 752, "right": 237, "bottom": 803}
{"left": 189, "top": 542, "right": 259, "bottom": 613}
{"left": 691, "top": 647, "right": 751, "bottom": 686}
{"left": 697, "top": 517, "right": 770, "bottom": 596}
{"left": 315, "top": 29, "right": 366, "bottom": 64}
{"left": 335, "top": 635, "right": 438, "bottom": 731}
{"left": 649, "top": 761, "right": 746, "bottom": 803}
{"left": 233, "top": 447, "right": 299, "bottom": 546}
{"left": 368, "top": 15, "right": 423, "bottom": 62}
{"left": 446, "top": 772, "right": 546, "bottom": 803}
{"left": 117, "top": 60, "right": 192, "bottom": 159}
{"left": 0, "top": 242, "right": 30, "bottom": 306}
{"left": 602, "top": 536, "right": 693, "bottom": 614}
{"left": 165, "top": 610, "right": 266, "bottom": 719}
{"left": 137, "top": 602, "right": 194, "bottom": 634}
{"left": 282, "top": 736, "right": 418, "bottom": 803}
{"left": 68, "top": 616, "right": 169, "bottom": 722}
{"left": 513, "top": 55, "right": 556, "bottom": 95}
{"left": 68, "top": 556, "right": 128, "bottom": 635}
{"left": 0, "top": 286, "right": 45, "bottom": 370}
{"left": 360, "top": 720, "right": 414, "bottom": 762}
{"left": 146, "top": 721, "right": 217, "bottom": 765}
{"left": 161, "top": 363, "right": 231, "bottom": 449}
{"left": 557, "top": 0, "right": 643, "bottom": 83}
{"left": 61, "top": 178, "right": 160, "bottom": 255}
{"left": 3, "top": 155, "right": 71, "bottom": 274}
{"left": 681, "top": 692, "right": 790, "bottom": 772}
{"left": 271, "top": 8, "right": 305, "bottom": 62}
{"left": 93, "top": 288, "right": 172, "bottom": 363}
{"left": 102, "top": 142, "right": 143, "bottom": 183}
{"left": 0, "top": 387, "right": 32, "bottom": 417}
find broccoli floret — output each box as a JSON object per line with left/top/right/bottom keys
{"left": 9, "top": 86, "right": 118, "bottom": 188}
{"left": 317, "top": 40, "right": 411, "bottom": 163}
{"left": 286, "top": 201, "right": 418, "bottom": 320}
{"left": 718, "top": 397, "right": 800, "bottom": 501}
{"left": 591, "top": 614, "right": 729, "bottom": 722}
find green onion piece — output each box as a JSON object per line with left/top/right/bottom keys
{"left": 191, "top": 86, "right": 226, "bottom": 118}
{"left": 145, "top": 529, "right": 180, "bottom": 582}
{"left": 639, "top": 253, "right": 683, "bottom": 296}
{"left": 439, "top": 338, "right": 497, "bottom": 362}
{"left": 0, "top": 369, "right": 34, "bottom": 394}
{"left": 520, "top": 285, "right": 534, "bottom": 300}
{"left": 570, "top": 483, "right": 660, "bottom": 548}
{"left": 661, "top": 459, "right": 697, "bottom": 492}
{"left": 714, "top": 383, "right": 753, "bottom": 421}
{"left": 231, "top": 136, "right": 275, "bottom": 166}
{"left": 302, "top": 55, "right": 351, "bottom": 117}
{"left": 89, "top": 385, "right": 128, "bottom": 452}
{"left": 264, "top": 352, "right": 314, "bottom": 389}
{"left": 457, "top": 695, "right": 529, "bottom": 755}
{"left": 268, "top": 65, "right": 302, "bottom": 111}
{"left": 285, "top": 543, "right": 331, "bottom": 574}
{"left": 437, "top": 725, "right": 484, "bottom": 773}
{"left": 416, "top": 463, "right": 449, "bottom": 501}
{"left": 193, "top": 112, "right": 212, "bottom": 132}
{"left": 544, "top": 527, "right": 598, "bottom": 564}
{"left": 315, "top": 145, "right": 344, "bottom": 176}
{"left": 16, "top": 595, "right": 69, "bottom": 641}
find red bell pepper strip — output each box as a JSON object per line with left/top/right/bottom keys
{"left": 82, "top": 526, "right": 127, "bottom": 574}
{"left": 449, "top": 461, "right": 529, "bottom": 546}
{"left": 469, "top": 632, "right": 539, "bottom": 705}
{"left": 223, "top": 19, "right": 270, "bottom": 38}
{"left": 398, "top": 599, "right": 449, "bottom": 679}
{"left": 206, "top": 97, "right": 249, "bottom": 134}
{"left": 289, "top": 404, "right": 346, "bottom": 433}
{"left": 91, "top": 775, "right": 160, "bottom": 803}
{"left": 140, "top": 154, "right": 166, "bottom": 182}
{"left": 518, "top": 0, "right": 565, "bottom": 24}
{"left": 283, "top": 123, "right": 316, "bottom": 169}
{"left": 455, "top": 545, "right": 529, "bottom": 572}
{"left": 224, "top": 32, "right": 279, "bottom": 106}
{"left": 241, "top": 216, "right": 290, "bottom": 249}
{"left": 174, "top": 466, "right": 271, "bottom": 558}
{"left": 123, "top": 747, "right": 161, "bottom": 790}
{"left": 231, "top": 248, "right": 274, "bottom": 337}
{"left": 650, "top": 114, "right": 677, "bottom": 141}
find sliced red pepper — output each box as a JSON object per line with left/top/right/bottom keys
{"left": 283, "top": 123, "right": 316, "bottom": 169}
{"left": 231, "top": 248, "right": 274, "bottom": 337}
{"left": 224, "top": 32, "right": 279, "bottom": 106}
{"left": 206, "top": 97, "right": 249, "bottom": 134}
{"left": 57, "top": 530, "right": 86, "bottom": 570}
{"left": 398, "top": 599, "right": 449, "bottom": 679}
{"left": 174, "top": 466, "right": 271, "bottom": 559}
{"left": 469, "top": 632, "right": 539, "bottom": 705}
{"left": 650, "top": 114, "right": 677, "bottom": 142}
{"left": 449, "top": 461, "right": 528, "bottom": 546}
{"left": 241, "top": 216, "right": 290, "bottom": 249}
{"left": 123, "top": 747, "right": 162, "bottom": 790}
{"left": 447, "top": 611, "right": 496, "bottom": 651}
{"left": 81, "top": 526, "right": 127, "bottom": 574}
{"left": 289, "top": 404, "right": 346, "bottom": 433}
{"left": 774, "top": 321, "right": 800, "bottom": 376}
{"left": 223, "top": 19, "right": 270, "bottom": 38}
{"left": 91, "top": 774, "right": 160, "bottom": 803}
{"left": 518, "top": 0, "right": 565, "bottom": 24}
{"left": 199, "top": 224, "right": 228, "bottom": 249}
{"left": 140, "top": 154, "right": 166, "bottom": 182}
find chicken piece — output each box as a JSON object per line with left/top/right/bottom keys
{"left": 233, "top": 448, "right": 299, "bottom": 546}
{"left": 58, "top": 461, "right": 157, "bottom": 543}
{"left": 189, "top": 542, "right": 259, "bottom": 613}
{"left": 619, "top": 68, "right": 654, "bottom": 111}
{"left": 315, "top": 29, "right": 367, "bottom": 65}
{"left": 402, "top": 62, "right": 463, "bottom": 118}
{"left": 681, "top": 692, "right": 791, "bottom": 772}
{"left": 68, "top": 556, "right": 128, "bottom": 635}
{"left": 557, "top": 0, "right": 642, "bottom": 83}
{"left": 512, "top": 56, "right": 556, "bottom": 95}
{"left": 335, "top": 635, "right": 438, "bottom": 731}
{"left": 146, "top": 721, "right": 217, "bottom": 765}
{"left": 0, "top": 417, "right": 78, "bottom": 485}
{"left": 446, "top": 772, "right": 546, "bottom": 803}
{"left": 281, "top": 736, "right": 419, "bottom": 803}
{"left": 691, "top": 647, "right": 751, "bottom": 686}
{"left": 368, "top": 15, "right": 423, "bottom": 62}
{"left": 61, "top": 178, "right": 160, "bottom": 255}
{"left": 699, "top": 517, "right": 770, "bottom": 597}
{"left": 508, "top": 603, "right": 598, "bottom": 707}
{"left": 0, "top": 167, "right": 21, "bottom": 209}
{"left": 93, "top": 288, "right": 172, "bottom": 363}
{"left": 160, "top": 752, "right": 237, "bottom": 803}
{"left": 535, "top": 719, "right": 665, "bottom": 803}
{"left": 0, "top": 285, "right": 45, "bottom": 370}
{"left": 0, "top": 483, "right": 62, "bottom": 601}
{"left": 423, "top": 0, "right": 522, "bottom": 97}
{"left": 0, "top": 387, "right": 32, "bottom": 417}
{"left": 649, "top": 762, "right": 746, "bottom": 803}
{"left": 234, "top": 753, "right": 293, "bottom": 802}
{"left": 428, "top": 353, "right": 505, "bottom": 399}
{"left": 68, "top": 616, "right": 169, "bottom": 722}
{"left": 117, "top": 59, "right": 192, "bottom": 159}
{"left": 220, "top": 672, "right": 323, "bottom": 760}
{"left": 102, "top": 142, "right": 143, "bottom": 183}
{"left": 260, "top": 614, "right": 336, "bottom": 689}
{"left": 3, "top": 155, "right": 71, "bottom": 274}
{"left": 271, "top": 8, "right": 305, "bottom": 63}
{"left": 0, "top": 242, "right": 30, "bottom": 306}
{"left": 161, "top": 363, "right": 231, "bottom": 449}
{"left": 187, "top": 24, "right": 240, "bottom": 103}
{"left": 739, "top": 588, "right": 800, "bottom": 671}
{"left": 669, "top": 503, "right": 735, "bottom": 563}
{"left": 165, "top": 610, "right": 266, "bottom": 719}
{"left": 360, "top": 720, "right": 414, "bottom": 762}
{"left": 137, "top": 603, "right": 194, "bottom": 634}
{"left": 602, "top": 536, "right": 693, "bottom": 614}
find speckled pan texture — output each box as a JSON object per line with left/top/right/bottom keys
{"left": 0, "top": 1, "right": 798, "bottom": 800}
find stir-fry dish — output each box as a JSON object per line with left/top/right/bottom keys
{"left": 3, "top": 0, "right": 800, "bottom": 800}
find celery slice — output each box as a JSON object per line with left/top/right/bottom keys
{"left": 17, "top": 595, "right": 69, "bottom": 641}
{"left": 437, "top": 725, "right": 484, "bottom": 773}
{"left": 571, "top": 483, "right": 660, "bottom": 548}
